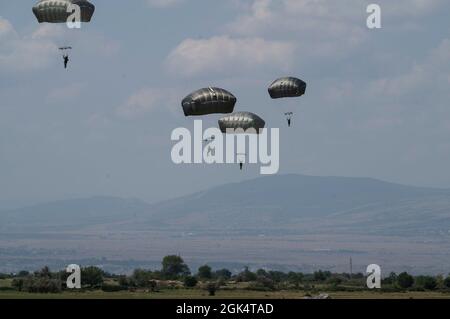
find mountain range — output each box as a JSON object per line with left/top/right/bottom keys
{"left": 2, "top": 174, "right": 450, "bottom": 236}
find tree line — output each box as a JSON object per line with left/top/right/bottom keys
{"left": 1, "top": 255, "right": 450, "bottom": 294}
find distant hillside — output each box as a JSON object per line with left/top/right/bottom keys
{"left": 0, "top": 196, "right": 151, "bottom": 232}
{"left": 2, "top": 175, "right": 450, "bottom": 235}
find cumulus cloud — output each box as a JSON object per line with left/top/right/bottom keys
{"left": 117, "top": 88, "right": 180, "bottom": 118}
{"left": 165, "top": 0, "right": 450, "bottom": 78}
{"left": 166, "top": 35, "right": 295, "bottom": 77}
{"left": 0, "top": 19, "right": 60, "bottom": 72}
{"left": 224, "top": 0, "right": 449, "bottom": 59}
{"left": 0, "top": 17, "right": 15, "bottom": 38}
{"left": 230, "top": 0, "right": 447, "bottom": 32}
{"left": 227, "top": 0, "right": 365, "bottom": 43}
{"left": 327, "top": 38, "right": 450, "bottom": 133}
{"left": 369, "top": 38, "right": 450, "bottom": 98}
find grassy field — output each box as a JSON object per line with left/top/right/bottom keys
{"left": 2, "top": 278, "right": 450, "bottom": 299}
{"left": 0, "top": 278, "right": 13, "bottom": 288}
{"left": 1, "top": 289, "right": 450, "bottom": 299}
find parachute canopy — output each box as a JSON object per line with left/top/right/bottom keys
{"left": 33, "top": 0, "right": 95, "bottom": 24}
{"left": 182, "top": 87, "right": 236, "bottom": 117}
{"left": 218, "top": 112, "right": 265, "bottom": 134}
{"left": 268, "top": 77, "right": 307, "bottom": 99}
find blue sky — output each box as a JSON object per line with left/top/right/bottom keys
{"left": 1, "top": 0, "right": 450, "bottom": 207}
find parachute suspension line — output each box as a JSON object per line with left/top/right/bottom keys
{"left": 285, "top": 112, "right": 293, "bottom": 127}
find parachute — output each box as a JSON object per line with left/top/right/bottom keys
{"left": 218, "top": 112, "right": 265, "bottom": 134}
{"left": 32, "top": 0, "right": 95, "bottom": 24}
{"left": 268, "top": 77, "right": 307, "bottom": 99}
{"left": 268, "top": 76, "right": 307, "bottom": 127}
{"left": 218, "top": 112, "right": 265, "bottom": 171}
{"left": 182, "top": 87, "right": 236, "bottom": 117}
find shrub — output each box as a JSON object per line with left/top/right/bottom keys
{"left": 148, "top": 280, "right": 158, "bottom": 292}
{"left": 214, "top": 269, "right": 232, "bottom": 280}
{"left": 287, "top": 272, "right": 304, "bottom": 287}
{"left": 444, "top": 276, "right": 450, "bottom": 289}
{"left": 415, "top": 276, "right": 437, "bottom": 291}
{"left": 23, "top": 277, "right": 62, "bottom": 293}
{"left": 12, "top": 278, "right": 25, "bottom": 291}
{"left": 206, "top": 282, "right": 218, "bottom": 296}
{"left": 132, "top": 269, "right": 150, "bottom": 287}
{"left": 118, "top": 276, "right": 133, "bottom": 288}
{"left": 184, "top": 276, "right": 198, "bottom": 288}
{"left": 397, "top": 272, "right": 414, "bottom": 289}
{"left": 236, "top": 267, "right": 257, "bottom": 282}
{"left": 17, "top": 271, "right": 30, "bottom": 277}
{"left": 197, "top": 265, "right": 212, "bottom": 280}
{"left": 248, "top": 276, "right": 275, "bottom": 291}
{"left": 81, "top": 266, "right": 104, "bottom": 288}
{"left": 162, "top": 255, "right": 190, "bottom": 279}
{"left": 313, "top": 270, "right": 332, "bottom": 282}
{"left": 326, "top": 276, "right": 343, "bottom": 287}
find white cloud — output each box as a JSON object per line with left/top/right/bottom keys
{"left": 161, "top": 0, "right": 450, "bottom": 80}
{"left": 117, "top": 88, "right": 180, "bottom": 118}
{"left": 0, "top": 20, "right": 70, "bottom": 72}
{"left": 329, "top": 38, "right": 450, "bottom": 133}
{"left": 30, "top": 24, "right": 65, "bottom": 40}
{"left": 0, "top": 17, "right": 15, "bottom": 39}
{"left": 369, "top": 38, "right": 450, "bottom": 97}
{"left": 166, "top": 35, "right": 295, "bottom": 77}
{"left": 227, "top": 1, "right": 363, "bottom": 37}
{"left": 224, "top": 0, "right": 449, "bottom": 60}
{"left": 0, "top": 20, "right": 60, "bottom": 72}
